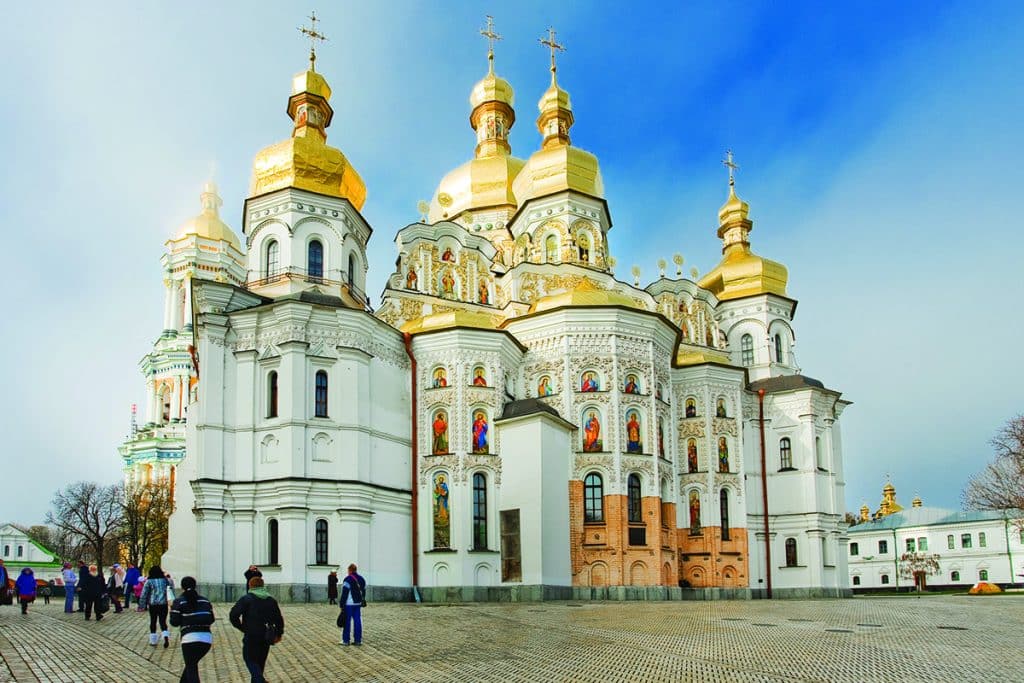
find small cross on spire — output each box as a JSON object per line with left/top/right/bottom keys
{"left": 722, "top": 149, "right": 739, "bottom": 188}
{"left": 539, "top": 26, "right": 566, "bottom": 77}
{"left": 298, "top": 11, "right": 329, "bottom": 71}
{"left": 480, "top": 15, "right": 502, "bottom": 72}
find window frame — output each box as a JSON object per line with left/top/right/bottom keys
{"left": 740, "top": 334, "right": 754, "bottom": 366}
{"left": 784, "top": 537, "right": 798, "bottom": 567}
{"left": 307, "top": 239, "right": 324, "bottom": 278}
{"left": 267, "top": 371, "right": 279, "bottom": 418}
{"left": 584, "top": 473, "right": 604, "bottom": 523}
{"left": 314, "top": 519, "right": 328, "bottom": 565}
{"left": 878, "top": 539, "right": 888, "bottom": 554}
{"left": 268, "top": 519, "right": 279, "bottom": 565}
{"left": 472, "top": 473, "right": 488, "bottom": 551}
{"left": 979, "top": 532, "right": 987, "bottom": 548}
{"left": 774, "top": 333, "right": 784, "bottom": 363}
{"left": 961, "top": 533, "right": 972, "bottom": 549}
{"left": 850, "top": 542, "right": 859, "bottom": 556}
{"left": 979, "top": 569, "right": 989, "bottom": 581}
{"left": 265, "top": 239, "right": 280, "bottom": 278}
{"left": 627, "top": 474, "right": 642, "bottom": 524}
{"left": 779, "top": 437, "right": 793, "bottom": 470}
{"left": 314, "top": 370, "right": 329, "bottom": 418}
{"left": 720, "top": 489, "right": 730, "bottom": 541}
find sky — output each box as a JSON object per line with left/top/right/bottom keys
{"left": 0, "top": 1, "right": 1021, "bottom": 524}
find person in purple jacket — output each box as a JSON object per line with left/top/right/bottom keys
{"left": 15, "top": 568, "right": 36, "bottom": 614}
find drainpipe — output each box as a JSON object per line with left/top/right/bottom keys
{"left": 402, "top": 333, "right": 421, "bottom": 602}
{"left": 892, "top": 528, "right": 900, "bottom": 591}
{"left": 757, "top": 388, "right": 771, "bottom": 599}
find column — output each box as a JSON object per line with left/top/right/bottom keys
{"left": 170, "top": 376, "right": 182, "bottom": 422}
{"left": 145, "top": 380, "right": 157, "bottom": 426}
{"left": 170, "top": 279, "right": 183, "bottom": 332}
{"left": 162, "top": 278, "right": 174, "bottom": 332}
{"left": 183, "top": 275, "right": 193, "bottom": 330}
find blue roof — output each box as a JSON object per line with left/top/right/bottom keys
{"left": 848, "top": 507, "right": 1023, "bottom": 531}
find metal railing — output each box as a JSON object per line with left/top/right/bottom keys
{"left": 247, "top": 267, "right": 371, "bottom": 309}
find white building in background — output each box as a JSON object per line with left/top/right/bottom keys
{"left": 153, "top": 27, "right": 852, "bottom": 601}
{"left": 847, "top": 484, "right": 1024, "bottom": 590}
{"left": 0, "top": 524, "right": 62, "bottom": 582}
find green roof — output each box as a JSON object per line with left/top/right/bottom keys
{"left": 849, "top": 507, "right": 1023, "bottom": 531}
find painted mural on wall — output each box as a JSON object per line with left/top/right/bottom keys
{"left": 432, "top": 410, "right": 449, "bottom": 454}
{"left": 583, "top": 410, "right": 602, "bottom": 452}
{"left": 687, "top": 439, "right": 698, "bottom": 472}
{"left": 581, "top": 371, "right": 599, "bottom": 392}
{"left": 625, "top": 410, "right": 642, "bottom": 453}
{"left": 433, "top": 472, "right": 450, "bottom": 548}
{"left": 685, "top": 398, "right": 697, "bottom": 418}
{"left": 472, "top": 367, "right": 487, "bottom": 386}
{"left": 718, "top": 437, "right": 729, "bottom": 472}
{"left": 689, "top": 490, "right": 701, "bottom": 533}
{"left": 537, "top": 375, "right": 554, "bottom": 396}
{"left": 472, "top": 411, "right": 489, "bottom": 454}
{"left": 432, "top": 367, "right": 448, "bottom": 388}
{"left": 624, "top": 374, "right": 640, "bottom": 394}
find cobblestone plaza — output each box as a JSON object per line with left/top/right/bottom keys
{"left": 1, "top": 596, "right": 1021, "bottom": 682}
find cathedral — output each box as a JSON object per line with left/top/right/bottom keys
{"left": 137, "top": 21, "right": 852, "bottom": 601}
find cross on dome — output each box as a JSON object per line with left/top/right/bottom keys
{"left": 722, "top": 149, "right": 739, "bottom": 188}
{"left": 539, "top": 26, "right": 566, "bottom": 78}
{"left": 480, "top": 15, "right": 502, "bottom": 71}
{"left": 298, "top": 11, "right": 329, "bottom": 71}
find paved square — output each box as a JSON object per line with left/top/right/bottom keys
{"left": 1, "top": 596, "right": 1021, "bottom": 681}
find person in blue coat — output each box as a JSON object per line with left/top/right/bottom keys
{"left": 337, "top": 564, "right": 367, "bottom": 646}
{"left": 15, "top": 568, "right": 37, "bottom": 614}
{"left": 124, "top": 563, "right": 141, "bottom": 608}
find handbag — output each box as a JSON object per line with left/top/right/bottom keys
{"left": 264, "top": 622, "right": 282, "bottom": 645}
{"left": 98, "top": 594, "right": 110, "bottom": 614}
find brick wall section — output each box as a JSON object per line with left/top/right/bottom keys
{"left": 567, "top": 483, "right": 748, "bottom": 588}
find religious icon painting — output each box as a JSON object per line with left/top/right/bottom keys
{"left": 537, "top": 375, "right": 554, "bottom": 397}
{"left": 472, "top": 410, "right": 489, "bottom": 454}
{"left": 472, "top": 366, "right": 488, "bottom": 386}
{"left": 718, "top": 437, "right": 729, "bottom": 472}
{"left": 716, "top": 398, "right": 727, "bottom": 418}
{"left": 432, "top": 410, "right": 449, "bottom": 454}
{"left": 685, "top": 398, "right": 697, "bottom": 418}
{"left": 582, "top": 409, "right": 602, "bottom": 452}
{"left": 624, "top": 373, "right": 640, "bottom": 394}
{"left": 432, "top": 367, "right": 448, "bottom": 388}
{"left": 625, "top": 409, "right": 643, "bottom": 453}
{"left": 687, "top": 439, "right": 698, "bottom": 473}
{"left": 433, "top": 472, "right": 450, "bottom": 548}
{"left": 581, "top": 371, "right": 599, "bottom": 392}
{"left": 689, "top": 489, "right": 701, "bottom": 533}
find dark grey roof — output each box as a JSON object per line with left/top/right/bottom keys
{"left": 747, "top": 374, "right": 826, "bottom": 393}
{"left": 498, "top": 398, "right": 564, "bottom": 422}
{"left": 276, "top": 289, "right": 351, "bottom": 308}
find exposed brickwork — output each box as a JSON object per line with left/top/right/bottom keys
{"left": 678, "top": 526, "right": 749, "bottom": 588}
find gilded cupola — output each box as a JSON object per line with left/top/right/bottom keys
{"left": 698, "top": 152, "right": 788, "bottom": 301}
{"left": 512, "top": 29, "right": 603, "bottom": 206}
{"left": 173, "top": 181, "right": 241, "bottom": 250}
{"left": 249, "top": 63, "right": 366, "bottom": 209}
{"left": 428, "top": 18, "right": 525, "bottom": 224}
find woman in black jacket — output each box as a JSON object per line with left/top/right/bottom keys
{"left": 229, "top": 577, "right": 284, "bottom": 683}
{"left": 169, "top": 577, "right": 215, "bottom": 683}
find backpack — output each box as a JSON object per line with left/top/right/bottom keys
{"left": 344, "top": 576, "right": 367, "bottom": 607}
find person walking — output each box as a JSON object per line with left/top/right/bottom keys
{"left": 77, "top": 561, "right": 89, "bottom": 612}
{"left": 327, "top": 571, "right": 339, "bottom": 605}
{"left": 124, "top": 563, "right": 140, "bottom": 608}
{"left": 107, "top": 563, "right": 126, "bottom": 613}
{"left": 243, "top": 565, "right": 262, "bottom": 592}
{"left": 15, "top": 568, "right": 36, "bottom": 615}
{"left": 0, "top": 559, "right": 12, "bottom": 608}
{"left": 79, "top": 564, "right": 106, "bottom": 621}
{"left": 337, "top": 563, "right": 367, "bottom": 646}
{"left": 170, "top": 576, "right": 215, "bottom": 683}
{"left": 229, "top": 577, "right": 284, "bottom": 683}
{"left": 140, "top": 565, "right": 172, "bottom": 647}
{"left": 61, "top": 563, "right": 77, "bottom": 612}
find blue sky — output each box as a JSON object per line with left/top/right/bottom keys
{"left": 0, "top": 1, "right": 1021, "bottom": 523}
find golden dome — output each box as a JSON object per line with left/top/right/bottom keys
{"left": 676, "top": 347, "right": 732, "bottom": 367}
{"left": 514, "top": 74, "right": 604, "bottom": 205}
{"left": 250, "top": 69, "right": 366, "bottom": 210}
{"left": 698, "top": 186, "right": 788, "bottom": 301}
{"left": 401, "top": 309, "right": 500, "bottom": 334}
{"left": 427, "top": 57, "right": 522, "bottom": 223}
{"left": 528, "top": 279, "right": 639, "bottom": 313}
{"left": 174, "top": 181, "right": 240, "bottom": 249}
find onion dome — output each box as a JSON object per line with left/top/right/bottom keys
{"left": 250, "top": 68, "right": 366, "bottom": 209}
{"left": 428, "top": 49, "right": 523, "bottom": 223}
{"left": 173, "top": 181, "right": 240, "bottom": 249}
{"left": 513, "top": 64, "right": 603, "bottom": 206}
{"left": 698, "top": 175, "right": 788, "bottom": 301}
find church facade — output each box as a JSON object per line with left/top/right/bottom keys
{"left": 157, "top": 35, "right": 851, "bottom": 601}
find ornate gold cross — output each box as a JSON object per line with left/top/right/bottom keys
{"left": 298, "top": 11, "right": 329, "bottom": 71}
{"left": 539, "top": 26, "right": 566, "bottom": 75}
{"left": 480, "top": 15, "right": 502, "bottom": 65}
{"left": 722, "top": 149, "right": 739, "bottom": 187}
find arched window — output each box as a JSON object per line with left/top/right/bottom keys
{"left": 577, "top": 233, "right": 590, "bottom": 262}
{"left": 584, "top": 473, "right": 604, "bottom": 523}
{"left": 785, "top": 537, "right": 798, "bottom": 567}
{"left": 315, "top": 519, "right": 328, "bottom": 565}
{"left": 627, "top": 474, "right": 642, "bottom": 523}
{"left": 779, "top": 438, "right": 793, "bottom": 469}
{"left": 267, "top": 371, "right": 279, "bottom": 418}
{"left": 308, "top": 240, "right": 324, "bottom": 278}
{"left": 947, "top": 534, "right": 955, "bottom": 549}
{"left": 881, "top": 574, "right": 890, "bottom": 584}
{"left": 720, "top": 489, "right": 730, "bottom": 540}
{"left": 314, "top": 370, "right": 328, "bottom": 418}
{"left": 951, "top": 570, "right": 960, "bottom": 581}
{"left": 852, "top": 576, "right": 861, "bottom": 585}
{"left": 268, "top": 519, "right": 279, "bottom": 565}
{"left": 16, "top": 545, "right": 23, "bottom": 557}
{"left": 472, "top": 473, "right": 487, "bottom": 551}
{"left": 740, "top": 334, "right": 754, "bottom": 366}
{"left": 774, "top": 334, "right": 784, "bottom": 364}
{"left": 265, "top": 240, "right": 280, "bottom": 278}
{"left": 545, "top": 234, "right": 559, "bottom": 263}
{"left": 348, "top": 253, "right": 357, "bottom": 285}
{"left": 2, "top": 545, "right": 7, "bottom": 556}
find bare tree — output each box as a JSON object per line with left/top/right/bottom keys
{"left": 45, "top": 481, "right": 124, "bottom": 566}
{"left": 121, "top": 480, "right": 175, "bottom": 569}
{"left": 899, "top": 552, "right": 941, "bottom": 591}
{"left": 965, "top": 415, "right": 1024, "bottom": 523}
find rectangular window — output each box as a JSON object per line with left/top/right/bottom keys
{"left": 979, "top": 532, "right": 987, "bottom": 548}
{"left": 628, "top": 527, "right": 647, "bottom": 546}
{"left": 16, "top": 545, "right": 23, "bottom": 557}
{"left": 918, "top": 537, "right": 928, "bottom": 551}
{"left": 500, "top": 509, "right": 522, "bottom": 583}
{"left": 849, "top": 542, "right": 859, "bottom": 556}
{"left": 852, "top": 575, "right": 860, "bottom": 585}
{"left": 881, "top": 574, "right": 890, "bottom": 585}
{"left": 878, "top": 540, "right": 888, "bottom": 554}
{"left": 905, "top": 538, "right": 915, "bottom": 553}
{"left": 947, "top": 534, "right": 955, "bottom": 550}
{"left": 472, "top": 474, "right": 488, "bottom": 551}
{"left": 314, "top": 520, "right": 328, "bottom": 565}
{"left": 961, "top": 533, "right": 972, "bottom": 549}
